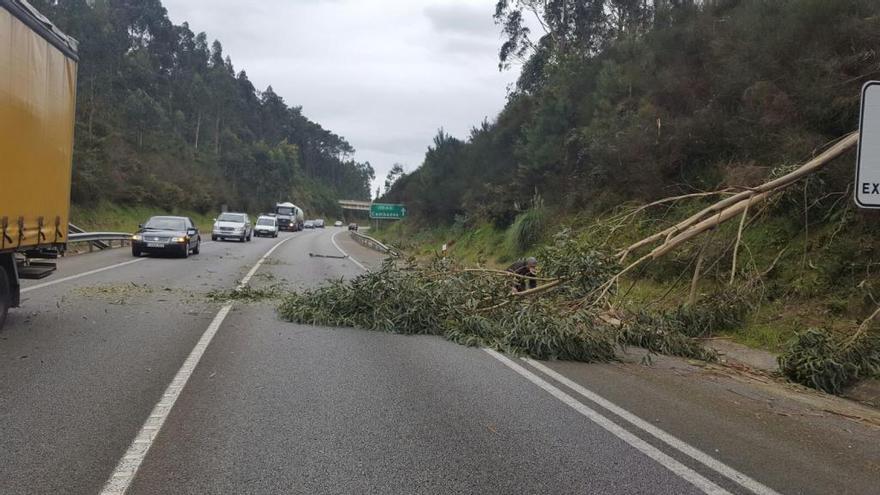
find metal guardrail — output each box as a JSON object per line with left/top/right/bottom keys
{"left": 68, "top": 232, "right": 132, "bottom": 243}
{"left": 67, "top": 232, "right": 132, "bottom": 252}
{"left": 349, "top": 230, "right": 400, "bottom": 257}
{"left": 68, "top": 222, "right": 110, "bottom": 249}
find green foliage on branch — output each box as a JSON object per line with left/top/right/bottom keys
{"left": 778, "top": 328, "right": 880, "bottom": 394}
{"left": 277, "top": 255, "right": 623, "bottom": 361}
{"left": 620, "top": 292, "right": 751, "bottom": 362}
{"left": 277, "top": 245, "right": 713, "bottom": 363}
{"left": 536, "top": 229, "right": 618, "bottom": 299}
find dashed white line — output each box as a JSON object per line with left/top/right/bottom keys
{"left": 21, "top": 239, "right": 216, "bottom": 294}
{"left": 237, "top": 236, "right": 293, "bottom": 287}
{"left": 484, "top": 349, "right": 732, "bottom": 495}
{"left": 98, "top": 235, "right": 293, "bottom": 495}
{"left": 524, "top": 358, "right": 781, "bottom": 495}
{"left": 330, "top": 229, "right": 367, "bottom": 271}
{"left": 21, "top": 258, "right": 147, "bottom": 293}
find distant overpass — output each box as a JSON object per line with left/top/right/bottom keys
{"left": 338, "top": 199, "right": 371, "bottom": 211}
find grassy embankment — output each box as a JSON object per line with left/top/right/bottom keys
{"left": 70, "top": 202, "right": 217, "bottom": 233}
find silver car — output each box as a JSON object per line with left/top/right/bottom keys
{"left": 211, "top": 212, "right": 252, "bottom": 242}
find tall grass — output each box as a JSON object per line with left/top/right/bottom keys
{"left": 505, "top": 198, "right": 547, "bottom": 255}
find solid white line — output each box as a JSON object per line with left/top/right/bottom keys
{"left": 98, "top": 303, "right": 232, "bottom": 495}
{"left": 330, "top": 229, "right": 367, "bottom": 272}
{"left": 523, "top": 358, "right": 781, "bottom": 495}
{"left": 483, "top": 349, "right": 732, "bottom": 495}
{"left": 99, "top": 236, "right": 292, "bottom": 495}
{"left": 21, "top": 258, "right": 147, "bottom": 293}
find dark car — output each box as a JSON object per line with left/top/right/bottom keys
{"left": 348, "top": 223, "right": 358, "bottom": 231}
{"left": 131, "top": 216, "right": 201, "bottom": 258}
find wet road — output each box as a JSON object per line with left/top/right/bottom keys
{"left": 1, "top": 228, "right": 877, "bottom": 494}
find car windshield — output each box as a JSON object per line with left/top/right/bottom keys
{"left": 218, "top": 213, "right": 245, "bottom": 223}
{"left": 276, "top": 207, "right": 293, "bottom": 215}
{"left": 257, "top": 218, "right": 274, "bottom": 226}
{"left": 144, "top": 217, "right": 186, "bottom": 231}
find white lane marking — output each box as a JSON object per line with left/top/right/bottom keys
{"left": 523, "top": 358, "right": 781, "bottom": 495}
{"left": 237, "top": 235, "right": 293, "bottom": 287}
{"left": 21, "top": 258, "right": 147, "bottom": 293}
{"left": 330, "top": 229, "right": 367, "bottom": 271}
{"left": 99, "top": 236, "right": 293, "bottom": 495}
{"left": 483, "top": 349, "right": 732, "bottom": 495}
{"left": 21, "top": 239, "right": 217, "bottom": 294}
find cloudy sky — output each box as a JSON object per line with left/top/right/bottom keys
{"left": 161, "top": 0, "right": 522, "bottom": 196}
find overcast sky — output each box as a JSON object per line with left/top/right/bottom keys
{"left": 161, "top": 0, "right": 521, "bottom": 196}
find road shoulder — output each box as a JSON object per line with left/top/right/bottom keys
{"left": 331, "top": 229, "right": 388, "bottom": 271}
{"left": 530, "top": 352, "right": 880, "bottom": 495}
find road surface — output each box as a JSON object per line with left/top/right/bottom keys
{"left": 0, "top": 228, "right": 877, "bottom": 494}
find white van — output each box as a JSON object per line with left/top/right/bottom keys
{"left": 254, "top": 215, "right": 279, "bottom": 238}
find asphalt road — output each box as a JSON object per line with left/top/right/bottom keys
{"left": 0, "top": 228, "right": 877, "bottom": 494}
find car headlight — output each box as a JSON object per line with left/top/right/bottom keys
{"left": 172, "top": 236, "right": 187, "bottom": 243}
{"left": 132, "top": 234, "right": 142, "bottom": 241}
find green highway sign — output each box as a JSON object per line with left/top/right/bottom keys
{"left": 370, "top": 203, "right": 407, "bottom": 219}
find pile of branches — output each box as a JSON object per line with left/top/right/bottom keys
{"left": 621, "top": 290, "right": 750, "bottom": 362}
{"left": 278, "top": 231, "right": 728, "bottom": 363}
{"left": 778, "top": 310, "right": 880, "bottom": 394}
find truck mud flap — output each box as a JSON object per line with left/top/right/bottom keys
{"left": 17, "top": 261, "right": 56, "bottom": 280}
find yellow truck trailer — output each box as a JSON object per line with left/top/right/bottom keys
{"left": 0, "top": 0, "right": 78, "bottom": 327}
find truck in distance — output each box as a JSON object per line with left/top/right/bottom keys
{"left": 274, "top": 202, "right": 304, "bottom": 231}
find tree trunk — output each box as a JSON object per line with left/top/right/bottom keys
{"left": 688, "top": 249, "right": 705, "bottom": 306}
{"left": 87, "top": 75, "right": 95, "bottom": 138}
{"left": 214, "top": 113, "right": 220, "bottom": 154}
{"left": 194, "top": 112, "right": 201, "bottom": 150}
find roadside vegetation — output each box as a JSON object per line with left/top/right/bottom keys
{"left": 70, "top": 202, "right": 215, "bottom": 233}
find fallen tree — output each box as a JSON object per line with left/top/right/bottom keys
{"left": 598, "top": 132, "right": 860, "bottom": 304}
{"left": 277, "top": 130, "right": 879, "bottom": 395}
{"left": 617, "top": 132, "right": 859, "bottom": 262}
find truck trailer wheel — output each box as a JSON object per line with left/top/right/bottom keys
{"left": 0, "top": 265, "right": 11, "bottom": 330}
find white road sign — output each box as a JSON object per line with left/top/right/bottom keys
{"left": 855, "top": 81, "right": 880, "bottom": 208}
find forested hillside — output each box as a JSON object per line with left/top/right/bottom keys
{"left": 377, "top": 1, "right": 880, "bottom": 386}
{"left": 31, "top": 0, "right": 373, "bottom": 215}
{"left": 385, "top": 0, "right": 878, "bottom": 225}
